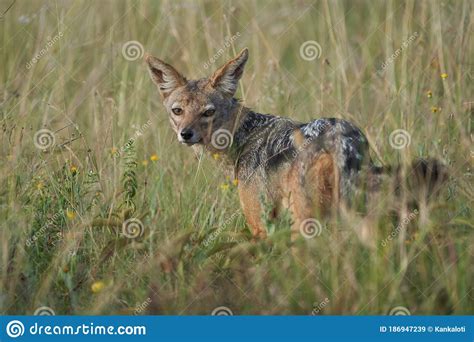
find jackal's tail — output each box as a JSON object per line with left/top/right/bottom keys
{"left": 368, "top": 158, "right": 448, "bottom": 204}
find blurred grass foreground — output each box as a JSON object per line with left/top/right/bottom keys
{"left": 0, "top": 0, "right": 472, "bottom": 315}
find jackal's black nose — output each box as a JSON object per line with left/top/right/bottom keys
{"left": 180, "top": 129, "right": 194, "bottom": 141}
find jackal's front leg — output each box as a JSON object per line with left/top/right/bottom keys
{"left": 238, "top": 183, "right": 267, "bottom": 239}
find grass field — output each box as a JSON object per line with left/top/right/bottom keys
{"left": 0, "top": 0, "right": 472, "bottom": 315}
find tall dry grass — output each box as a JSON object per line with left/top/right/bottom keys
{"left": 0, "top": 0, "right": 472, "bottom": 314}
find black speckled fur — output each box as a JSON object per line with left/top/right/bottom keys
{"left": 230, "top": 111, "right": 371, "bottom": 199}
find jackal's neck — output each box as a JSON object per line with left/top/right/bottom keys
{"left": 225, "top": 106, "right": 278, "bottom": 161}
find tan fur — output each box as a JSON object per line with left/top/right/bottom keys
{"left": 238, "top": 182, "right": 267, "bottom": 239}
{"left": 146, "top": 49, "right": 349, "bottom": 241}
{"left": 265, "top": 153, "right": 339, "bottom": 241}
{"left": 308, "top": 153, "right": 339, "bottom": 216}
{"left": 146, "top": 48, "right": 447, "bottom": 243}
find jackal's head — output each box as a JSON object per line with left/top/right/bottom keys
{"left": 145, "top": 48, "right": 248, "bottom": 149}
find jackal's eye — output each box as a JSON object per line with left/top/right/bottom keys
{"left": 202, "top": 108, "right": 215, "bottom": 117}
{"left": 172, "top": 108, "right": 183, "bottom": 115}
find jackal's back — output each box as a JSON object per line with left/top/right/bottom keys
{"left": 232, "top": 112, "right": 370, "bottom": 198}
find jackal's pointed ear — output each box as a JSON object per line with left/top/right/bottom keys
{"left": 210, "top": 48, "right": 248, "bottom": 97}
{"left": 145, "top": 54, "right": 187, "bottom": 98}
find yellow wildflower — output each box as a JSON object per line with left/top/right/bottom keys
{"left": 232, "top": 179, "right": 239, "bottom": 186}
{"left": 150, "top": 154, "right": 159, "bottom": 161}
{"left": 66, "top": 209, "right": 76, "bottom": 220}
{"left": 212, "top": 153, "right": 220, "bottom": 160}
{"left": 91, "top": 281, "right": 105, "bottom": 293}
{"left": 220, "top": 183, "right": 230, "bottom": 191}
{"left": 440, "top": 73, "right": 448, "bottom": 79}
{"left": 70, "top": 165, "right": 78, "bottom": 174}
{"left": 426, "top": 90, "right": 432, "bottom": 98}
{"left": 431, "top": 106, "right": 441, "bottom": 113}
